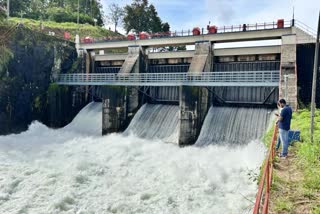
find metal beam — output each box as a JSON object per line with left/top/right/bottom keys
{"left": 95, "top": 53, "right": 127, "bottom": 61}
{"left": 148, "top": 51, "right": 194, "bottom": 59}
{"left": 263, "top": 87, "right": 277, "bottom": 104}
{"left": 214, "top": 46, "right": 281, "bottom": 56}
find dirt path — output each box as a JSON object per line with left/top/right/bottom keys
{"left": 269, "top": 145, "right": 319, "bottom": 214}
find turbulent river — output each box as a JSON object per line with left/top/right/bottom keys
{"left": 0, "top": 102, "right": 268, "bottom": 214}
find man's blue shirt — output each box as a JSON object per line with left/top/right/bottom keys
{"left": 279, "top": 105, "right": 292, "bottom": 131}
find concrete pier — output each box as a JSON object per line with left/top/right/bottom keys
{"left": 280, "top": 34, "right": 298, "bottom": 110}
{"left": 102, "top": 87, "right": 126, "bottom": 135}
{"left": 102, "top": 46, "right": 145, "bottom": 135}
{"left": 179, "top": 41, "right": 211, "bottom": 145}
{"left": 179, "top": 86, "right": 208, "bottom": 145}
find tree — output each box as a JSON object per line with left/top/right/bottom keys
{"left": 123, "top": 0, "right": 169, "bottom": 34}
{"left": 0, "top": 0, "right": 105, "bottom": 26}
{"left": 108, "top": 3, "right": 124, "bottom": 32}
{"left": 0, "top": 0, "right": 31, "bottom": 17}
{"left": 162, "top": 22, "right": 170, "bottom": 32}
{"left": 123, "top": 0, "right": 149, "bottom": 33}
{"left": 148, "top": 4, "right": 162, "bottom": 33}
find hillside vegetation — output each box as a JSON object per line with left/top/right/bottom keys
{"left": 7, "top": 17, "right": 121, "bottom": 40}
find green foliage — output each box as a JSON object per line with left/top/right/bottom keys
{"left": 48, "top": 83, "right": 60, "bottom": 93}
{"left": 274, "top": 198, "right": 294, "bottom": 212}
{"left": 123, "top": 0, "right": 170, "bottom": 33}
{"left": 162, "top": 22, "right": 170, "bottom": 32}
{"left": 68, "top": 57, "right": 82, "bottom": 73}
{"left": 8, "top": 17, "right": 119, "bottom": 39}
{"left": 291, "top": 109, "right": 320, "bottom": 143}
{"left": 34, "top": 96, "right": 41, "bottom": 110}
{"left": 46, "top": 7, "right": 94, "bottom": 25}
{"left": 0, "top": 7, "right": 6, "bottom": 21}
{"left": 312, "top": 206, "right": 320, "bottom": 214}
{"left": 148, "top": 4, "right": 162, "bottom": 33}
{"left": 0, "top": 46, "right": 14, "bottom": 77}
{"left": 0, "top": 0, "right": 104, "bottom": 26}
{"left": 293, "top": 109, "right": 320, "bottom": 198}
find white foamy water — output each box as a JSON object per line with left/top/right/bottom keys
{"left": 124, "top": 104, "right": 180, "bottom": 143}
{"left": 196, "top": 106, "right": 271, "bottom": 147}
{"left": 0, "top": 102, "right": 266, "bottom": 214}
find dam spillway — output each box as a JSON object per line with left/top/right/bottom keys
{"left": 195, "top": 106, "right": 271, "bottom": 146}
{"left": 123, "top": 104, "right": 180, "bottom": 143}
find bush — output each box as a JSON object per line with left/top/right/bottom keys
{"left": 46, "top": 7, "right": 94, "bottom": 25}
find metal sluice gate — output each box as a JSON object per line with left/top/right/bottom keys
{"left": 56, "top": 71, "right": 280, "bottom": 87}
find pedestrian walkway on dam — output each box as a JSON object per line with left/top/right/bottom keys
{"left": 56, "top": 70, "right": 280, "bottom": 87}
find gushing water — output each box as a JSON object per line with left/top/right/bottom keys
{"left": 124, "top": 104, "right": 180, "bottom": 143}
{"left": 196, "top": 106, "right": 271, "bottom": 147}
{"left": 0, "top": 102, "right": 267, "bottom": 214}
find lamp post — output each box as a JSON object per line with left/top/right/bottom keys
{"left": 311, "top": 11, "right": 320, "bottom": 143}
{"left": 77, "top": 0, "right": 80, "bottom": 31}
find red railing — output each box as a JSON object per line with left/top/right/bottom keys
{"left": 253, "top": 124, "right": 279, "bottom": 214}
{"left": 80, "top": 20, "right": 294, "bottom": 44}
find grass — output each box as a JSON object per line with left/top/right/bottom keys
{"left": 268, "top": 109, "right": 320, "bottom": 213}
{"left": 7, "top": 17, "right": 121, "bottom": 40}
{"left": 274, "top": 198, "right": 294, "bottom": 213}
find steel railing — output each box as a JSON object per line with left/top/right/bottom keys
{"left": 57, "top": 71, "right": 279, "bottom": 87}
{"left": 80, "top": 20, "right": 293, "bottom": 44}
{"left": 253, "top": 124, "right": 279, "bottom": 214}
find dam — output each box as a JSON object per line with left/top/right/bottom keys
{"left": 56, "top": 19, "right": 317, "bottom": 146}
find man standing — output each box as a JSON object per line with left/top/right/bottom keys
{"left": 275, "top": 99, "right": 293, "bottom": 158}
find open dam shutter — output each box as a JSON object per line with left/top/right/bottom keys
{"left": 195, "top": 106, "right": 272, "bottom": 146}
{"left": 123, "top": 104, "right": 180, "bottom": 143}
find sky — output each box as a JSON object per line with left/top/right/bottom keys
{"left": 101, "top": 0, "right": 320, "bottom": 35}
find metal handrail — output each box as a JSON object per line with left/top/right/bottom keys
{"left": 57, "top": 71, "right": 279, "bottom": 86}
{"left": 80, "top": 20, "right": 293, "bottom": 44}
{"left": 253, "top": 124, "right": 279, "bottom": 214}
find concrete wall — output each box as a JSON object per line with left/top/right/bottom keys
{"left": 102, "top": 46, "right": 144, "bottom": 135}
{"left": 179, "top": 41, "right": 211, "bottom": 145}
{"left": 280, "top": 34, "right": 298, "bottom": 110}
{"left": 179, "top": 86, "right": 208, "bottom": 145}
{"left": 102, "top": 87, "right": 126, "bottom": 135}
{"left": 188, "top": 41, "right": 213, "bottom": 73}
